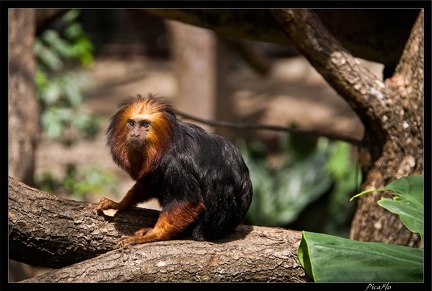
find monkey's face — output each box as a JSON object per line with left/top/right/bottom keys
{"left": 111, "top": 97, "right": 173, "bottom": 157}
{"left": 126, "top": 117, "right": 151, "bottom": 148}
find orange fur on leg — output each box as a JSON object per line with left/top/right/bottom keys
{"left": 116, "top": 200, "right": 205, "bottom": 248}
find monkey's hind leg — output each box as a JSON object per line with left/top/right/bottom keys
{"left": 116, "top": 200, "right": 205, "bottom": 248}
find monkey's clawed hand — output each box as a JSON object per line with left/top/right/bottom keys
{"left": 96, "top": 197, "right": 120, "bottom": 217}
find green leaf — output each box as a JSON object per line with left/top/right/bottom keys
{"left": 34, "top": 38, "right": 62, "bottom": 71}
{"left": 383, "top": 175, "right": 423, "bottom": 199}
{"left": 62, "top": 9, "right": 80, "bottom": 24}
{"left": 350, "top": 176, "right": 424, "bottom": 243}
{"left": 42, "top": 30, "right": 73, "bottom": 59}
{"left": 298, "top": 231, "right": 423, "bottom": 282}
{"left": 379, "top": 176, "right": 424, "bottom": 242}
{"left": 64, "top": 22, "right": 83, "bottom": 40}
{"left": 35, "top": 70, "right": 49, "bottom": 89}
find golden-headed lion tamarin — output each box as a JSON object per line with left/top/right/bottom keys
{"left": 97, "top": 94, "right": 253, "bottom": 248}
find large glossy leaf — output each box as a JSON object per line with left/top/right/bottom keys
{"left": 298, "top": 231, "right": 424, "bottom": 282}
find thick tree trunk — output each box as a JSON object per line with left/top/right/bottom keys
{"left": 8, "top": 8, "right": 40, "bottom": 186}
{"left": 8, "top": 8, "right": 40, "bottom": 282}
{"left": 9, "top": 177, "right": 308, "bottom": 282}
{"left": 270, "top": 9, "right": 423, "bottom": 246}
{"left": 350, "top": 9, "right": 424, "bottom": 246}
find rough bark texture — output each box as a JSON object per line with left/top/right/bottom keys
{"left": 143, "top": 9, "right": 419, "bottom": 68}
{"left": 9, "top": 176, "right": 159, "bottom": 269}
{"left": 9, "top": 177, "right": 308, "bottom": 282}
{"left": 270, "top": 9, "right": 423, "bottom": 246}
{"left": 350, "top": 9, "right": 424, "bottom": 246}
{"left": 8, "top": 8, "right": 40, "bottom": 186}
{"left": 8, "top": 8, "right": 41, "bottom": 282}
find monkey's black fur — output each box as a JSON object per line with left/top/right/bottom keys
{"left": 124, "top": 97, "right": 253, "bottom": 241}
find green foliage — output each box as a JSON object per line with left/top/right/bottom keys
{"left": 33, "top": 10, "right": 112, "bottom": 200}
{"left": 34, "top": 9, "right": 100, "bottom": 146}
{"left": 36, "top": 164, "right": 118, "bottom": 201}
{"left": 322, "top": 141, "right": 360, "bottom": 235}
{"left": 239, "top": 133, "right": 360, "bottom": 234}
{"left": 298, "top": 231, "right": 423, "bottom": 282}
{"left": 351, "top": 175, "right": 424, "bottom": 243}
{"left": 298, "top": 175, "right": 424, "bottom": 282}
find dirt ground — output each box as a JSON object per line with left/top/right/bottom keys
{"left": 34, "top": 54, "right": 383, "bottom": 209}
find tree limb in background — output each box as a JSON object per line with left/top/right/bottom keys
{"left": 175, "top": 109, "right": 362, "bottom": 146}
{"left": 142, "top": 9, "right": 419, "bottom": 69}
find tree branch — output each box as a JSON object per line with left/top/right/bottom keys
{"left": 271, "top": 9, "right": 390, "bottom": 145}
{"left": 142, "top": 9, "right": 419, "bottom": 68}
{"left": 8, "top": 176, "right": 159, "bottom": 268}
{"left": 175, "top": 109, "right": 362, "bottom": 146}
{"left": 9, "top": 176, "right": 309, "bottom": 282}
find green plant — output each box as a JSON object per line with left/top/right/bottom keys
{"left": 298, "top": 175, "right": 424, "bottom": 282}
{"left": 34, "top": 9, "right": 100, "bottom": 146}
{"left": 36, "top": 164, "right": 118, "bottom": 201}
{"left": 239, "top": 133, "right": 360, "bottom": 234}
{"left": 33, "top": 10, "right": 111, "bottom": 199}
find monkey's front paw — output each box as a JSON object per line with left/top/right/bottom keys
{"left": 96, "top": 197, "right": 119, "bottom": 217}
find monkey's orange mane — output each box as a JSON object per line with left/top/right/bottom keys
{"left": 107, "top": 95, "right": 174, "bottom": 180}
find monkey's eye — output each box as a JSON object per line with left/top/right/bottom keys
{"left": 127, "top": 119, "right": 135, "bottom": 127}
{"left": 140, "top": 120, "right": 151, "bottom": 128}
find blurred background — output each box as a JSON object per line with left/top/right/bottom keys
{"left": 13, "top": 9, "right": 385, "bottom": 280}
{"left": 33, "top": 8, "right": 382, "bottom": 234}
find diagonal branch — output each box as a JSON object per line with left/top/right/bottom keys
{"left": 271, "top": 9, "right": 390, "bottom": 138}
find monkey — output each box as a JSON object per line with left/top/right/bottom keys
{"left": 96, "top": 94, "right": 253, "bottom": 248}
